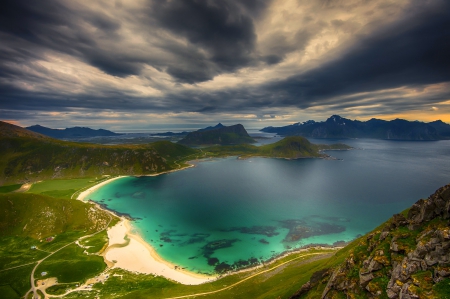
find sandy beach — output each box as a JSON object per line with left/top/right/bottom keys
{"left": 76, "top": 174, "right": 214, "bottom": 285}
{"left": 104, "top": 219, "right": 215, "bottom": 285}
{"left": 76, "top": 175, "right": 126, "bottom": 201}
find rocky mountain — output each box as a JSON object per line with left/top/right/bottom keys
{"left": 26, "top": 124, "right": 122, "bottom": 139}
{"left": 290, "top": 183, "right": 450, "bottom": 298}
{"left": 178, "top": 123, "right": 256, "bottom": 145}
{"left": 261, "top": 115, "right": 450, "bottom": 140}
{"left": 197, "top": 123, "right": 225, "bottom": 132}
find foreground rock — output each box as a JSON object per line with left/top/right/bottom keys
{"left": 290, "top": 183, "right": 450, "bottom": 298}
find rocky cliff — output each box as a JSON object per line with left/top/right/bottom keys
{"left": 291, "top": 184, "right": 450, "bottom": 298}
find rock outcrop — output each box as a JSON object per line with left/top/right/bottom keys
{"left": 292, "top": 184, "right": 450, "bottom": 298}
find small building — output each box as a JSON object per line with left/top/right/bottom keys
{"left": 41, "top": 272, "right": 47, "bottom": 276}
{"left": 31, "top": 246, "right": 36, "bottom": 250}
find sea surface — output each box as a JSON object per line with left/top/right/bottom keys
{"left": 88, "top": 138, "right": 450, "bottom": 274}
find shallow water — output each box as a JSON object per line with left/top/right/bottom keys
{"left": 89, "top": 138, "right": 450, "bottom": 274}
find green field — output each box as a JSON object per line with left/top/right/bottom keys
{"left": 27, "top": 177, "right": 107, "bottom": 199}
{"left": 78, "top": 231, "right": 109, "bottom": 254}
{"left": 0, "top": 184, "right": 22, "bottom": 193}
{"left": 0, "top": 264, "right": 36, "bottom": 298}
{"left": 36, "top": 243, "right": 106, "bottom": 283}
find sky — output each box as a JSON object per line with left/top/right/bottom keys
{"left": 1, "top": 0, "right": 450, "bottom": 131}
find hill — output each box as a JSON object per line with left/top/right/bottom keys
{"left": 0, "top": 193, "right": 112, "bottom": 240}
{"left": 205, "top": 136, "right": 351, "bottom": 159}
{"left": 261, "top": 115, "right": 450, "bottom": 140}
{"left": 26, "top": 124, "right": 122, "bottom": 139}
{"left": 178, "top": 124, "right": 256, "bottom": 145}
{"left": 0, "top": 123, "right": 198, "bottom": 185}
{"left": 0, "top": 121, "right": 49, "bottom": 139}
{"left": 289, "top": 183, "right": 450, "bottom": 298}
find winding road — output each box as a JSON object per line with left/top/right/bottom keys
{"left": 24, "top": 213, "right": 112, "bottom": 299}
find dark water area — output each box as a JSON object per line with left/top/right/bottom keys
{"left": 89, "top": 138, "right": 450, "bottom": 274}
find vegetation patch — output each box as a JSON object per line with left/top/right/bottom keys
{"left": 78, "top": 231, "right": 109, "bottom": 254}
{"left": 36, "top": 243, "right": 106, "bottom": 283}
{"left": 0, "top": 184, "right": 22, "bottom": 193}
{"left": 0, "top": 264, "right": 35, "bottom": 298}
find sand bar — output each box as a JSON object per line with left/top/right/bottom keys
{"left": 104, "top": 219, "right": 215, "bottom": 285}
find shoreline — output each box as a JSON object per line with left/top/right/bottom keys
{"left": 75, "top": 166, "right": 344, "bottom": 285}
{"left": 103, "top": 218, "right": 216, "bottom": 285}
{"left": 77, "top": 175, "right": 127, "bottom": 201}
{"left": 76, "top": 166, "right": 220, "bottom": 285}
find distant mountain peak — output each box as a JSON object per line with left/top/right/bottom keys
{"left": 261, "top": 115, "right": 450, "bottom": 140}
{"left": 26, "top": 124, "right": 121, "bottom": 139}
{"left": 179, "top": 123, "right": 255, "bottom": 145}
{"left": 198, "top": 123, "right": 225, "bottom": 132}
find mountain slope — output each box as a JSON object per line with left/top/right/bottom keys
{"left": 0, "top": 123, "right": 198, "bottom": 185}
{"left": 179, "top": 124, "right": 256, "bottom": 145}
{"left": 290, "top": 183, "right": 450, "bottom": 299}
{"left": 205, "top": 136, "right": 351, "bottom": 159}
{"left": 0, "top": 121, "right": 49, "bottom": 139}
{"left": 261, "top": 115, "right": 449, "bottom": 140}
{"left": 26, "top": 124, "right": 122, "bottom": 139}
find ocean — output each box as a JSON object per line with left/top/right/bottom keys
{"left": 88, "top": 138, "right": 450, "bottom": 274}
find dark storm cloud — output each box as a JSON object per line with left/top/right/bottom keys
{"left": 0, "top": 0, "right": 145, "bottom": 78}
{"left": 149, "top": 0, "right": 271, "bottom": 82}
{"left": 0, "top": 0, "right": 273, "bottom": 83}
{"left": 262, "top": 0, "right": 450, "bottom": 108}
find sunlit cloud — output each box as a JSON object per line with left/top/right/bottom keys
{"left": 0, "top": 0, "right": 449, "bottom": 129}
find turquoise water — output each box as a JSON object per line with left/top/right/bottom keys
{"left": 89, "top": 139, "right": 450, "bottom": 274}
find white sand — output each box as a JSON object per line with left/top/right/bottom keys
{"left": 77, "top": 176, "right": 126, "bottom": 201}
{"left": 104, "top": 219, "right": 215, "bottom": 285}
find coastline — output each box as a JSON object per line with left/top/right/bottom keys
{"left": 76, "top": 168, "right": 218, "bottom": 285}
{"left": 103, "top": 218, "right": 216, "bottom": 285}
{"left": 77, "top": 175, "right": 127, "bottom": 201}
{"left": 75, "top": 166, "right": 343, "bottom": 286}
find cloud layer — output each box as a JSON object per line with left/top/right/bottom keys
{"left": 0, "top": 0, "right": 449, "bottom": 129}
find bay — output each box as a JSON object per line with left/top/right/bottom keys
{"left": 89, "top": 138, "right": 450, "bottom": 274}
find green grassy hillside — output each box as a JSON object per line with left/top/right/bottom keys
{"left": 0, "top": 135, "right": 198, "bottom": 186}
{"left": 205, "top": 136, "right": 351, "bottom": 159}
{"left": 0, "top": 193, "right": 112, "bottom": 240}
{"left": 0, "top": 192, "right": 116, "bottom": 297}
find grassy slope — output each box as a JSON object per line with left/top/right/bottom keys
{"left": 0, "top": 193, "right": 111, "bottom": 240}
{"left": 205, "top": 136, "right": 351, "bottom": 159}
{"left": 0, "top": 192, "right": 117, "bottom": 298}
{"left": 0, "top": 136, "right": 198, "bottom": 185}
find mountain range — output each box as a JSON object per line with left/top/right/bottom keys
{"left": 261, "top": 115, "right": 450, "bottom": 140}
{"left": 26, "top": 124, "right": 122, "bottom": 139}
